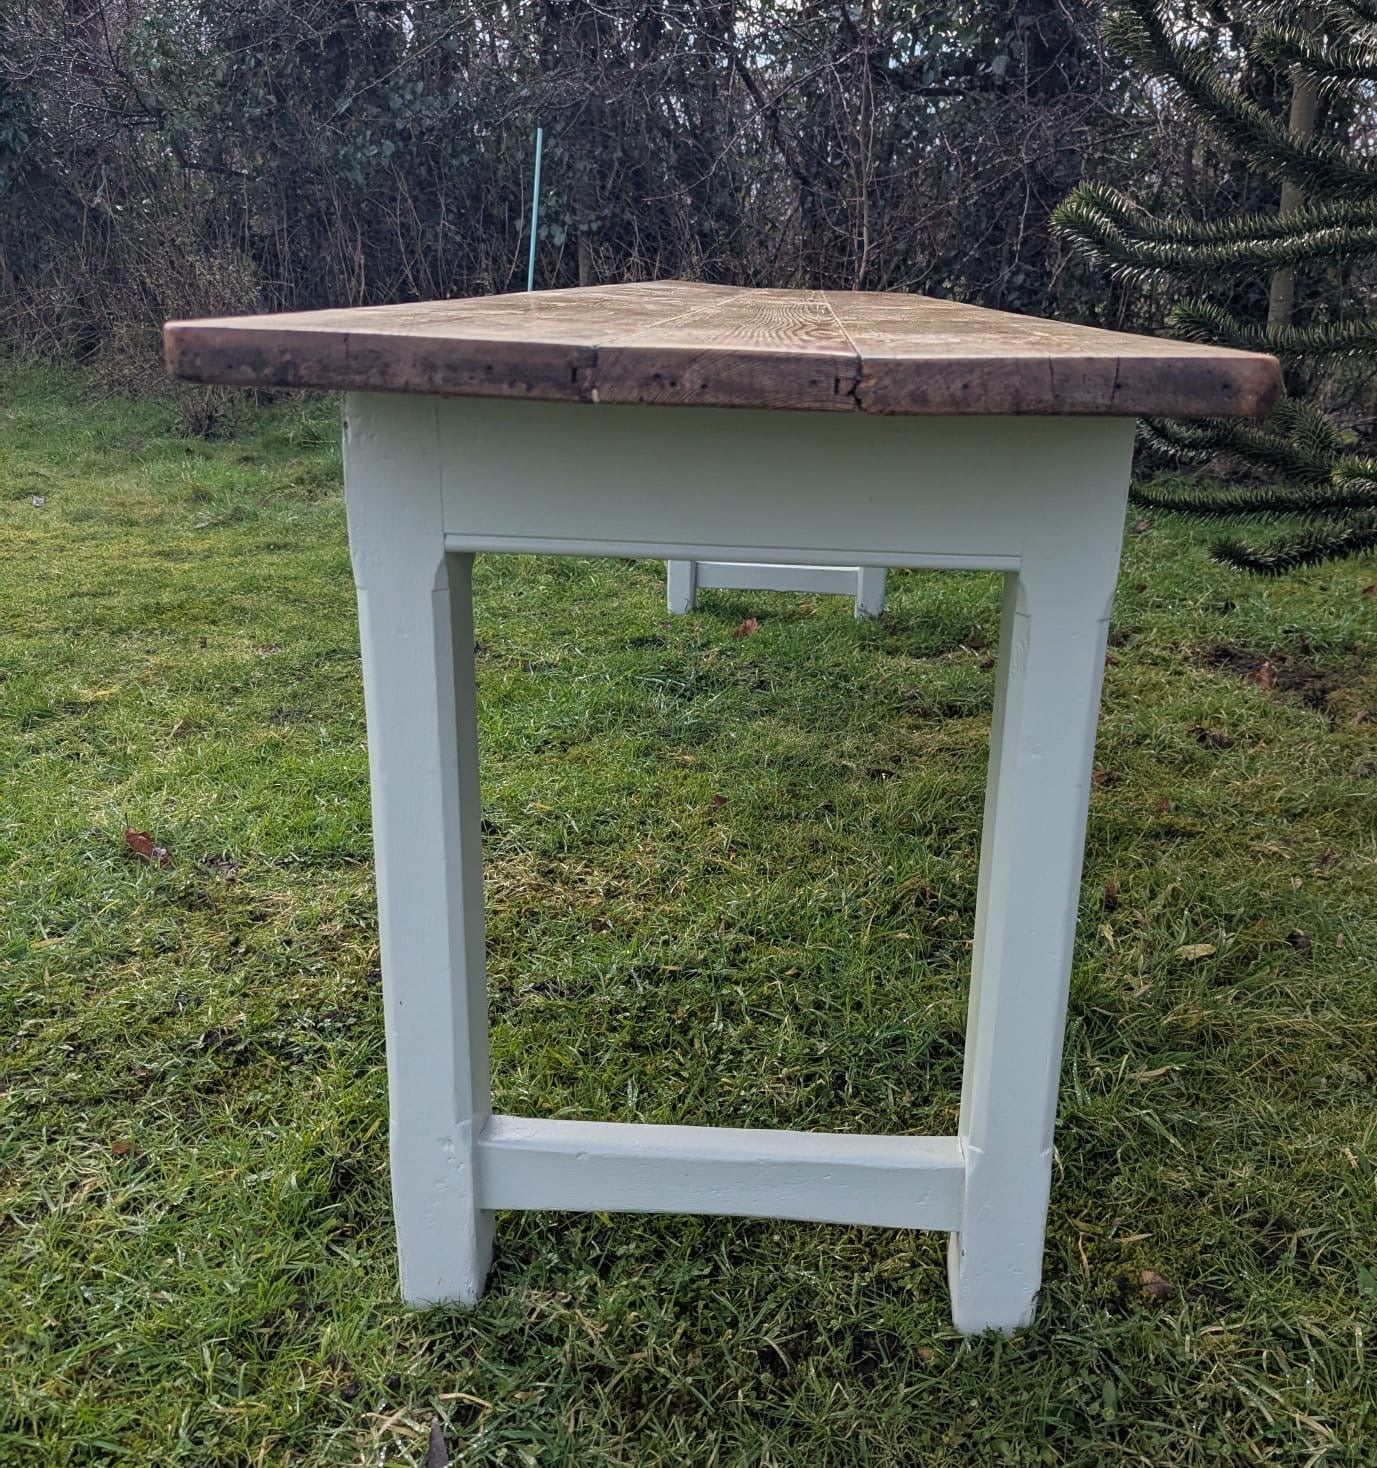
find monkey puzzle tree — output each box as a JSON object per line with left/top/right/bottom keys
{"left": 1054, "top": 0, "right": 1377, "bottom": 572}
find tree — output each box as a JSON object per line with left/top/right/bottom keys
{"left": 1053, "top": 0, "right": 1377, "bottom": 573}
{"left": 3, "top": 1, "right": 1152, "bottom": 373}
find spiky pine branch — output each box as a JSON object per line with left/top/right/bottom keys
{"left": 1131, "top": 473, "right": 1377, "bottom": 520}
{"left": 1053, "top": 184, "right": 1377, "bottom": 278}
{"left": 1254, "top": 26, "right": 1377, "bottom": 86}
{"left": 1131, "top": 400, "right": 1346, "bottom": 484}
{"left": 1332, "top": 0, "right": 1377, "bottom": 25}
{"left": 1168, "top": 300, "right": 1377, "bottom": 359}
{"left": 1057, "top": 2, "right": 1377, "bottom": 571}
{"left": 1059, "top": 184, "right": 1377, "bottom": 245}
{"left": 1109, "top": 0, "right": 1377, "bottom": 198}
{"left": 1212, "top": 512, "right": 1377, "bottom": 572}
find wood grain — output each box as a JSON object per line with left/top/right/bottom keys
{"left": 166, "top": 282, "right": 1281, "bottom": 417}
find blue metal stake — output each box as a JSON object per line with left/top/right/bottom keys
{"left": 527, "top": 127, "right": 544, "bottom": 292}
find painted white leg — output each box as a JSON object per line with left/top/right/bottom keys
{"left": 344, "top": 394, "right": 493, "bottom": 1306}
{"left": 666, "top": 559, "right": 697, "bottom": 613}
{"left": 855, "top": 566, "right": 887, "bottom": 618}
{"left": 948, "top": 543, "right": 1122, "bottom": 1334}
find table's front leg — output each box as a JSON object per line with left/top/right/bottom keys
{"left": 950, "top": 549, "right": 1119, "bottom": 1335}
{"left": 344, "top": 394, "right": 493, "bottom": 1305}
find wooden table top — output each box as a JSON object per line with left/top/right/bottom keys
{"left": 165, "top": 281, "right": 1279, "bottom": 418}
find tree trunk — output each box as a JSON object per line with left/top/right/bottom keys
{"left": 1267, "top": 59, "right": 1320, "bottom": 331}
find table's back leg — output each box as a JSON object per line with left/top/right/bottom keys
{"left": 949, "top": 547, "right": 1119, "bottom": 1334}
{"left": 344, "top": 394, "right": 493, "bottom": 1306}
{"left": 666, "top": 559, "right": 698, "bottom": 614}
{"left": 854, "top": 566, "right": 887, "bottom": 618}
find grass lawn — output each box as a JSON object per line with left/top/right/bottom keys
{"left": 2, "top": 364, "right": 1375, "bottom": 1466}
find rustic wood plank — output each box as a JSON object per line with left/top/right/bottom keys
{"left": 166, "top": 282, "right": 1281, "bottom": 417}
{"left": 822, "top": 290, "right": 1281, "bottom": 418}
{"left": 592, "top": 287, "right": 855, "bottom": 410}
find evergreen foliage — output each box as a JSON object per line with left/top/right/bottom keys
{"left": 1054, "top": 0, "right": 1377, "bottom": 572}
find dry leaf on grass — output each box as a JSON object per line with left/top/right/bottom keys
{"left": 124, "top": 827, "right": 170, "bottom": 866}
{"left": 732, "top": 617, "right": 760, "bottom": 639}
{"left": 1175, "top": 943, "right": 1217, "bottom": 962}
{"left": 1140, "top": 1270, "right": 1174, "bottom": 1301}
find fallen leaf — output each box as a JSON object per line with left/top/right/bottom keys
{"left": 709, "top": 793, "right": 728, "bottom": 808}
{"left": 1252, "top": 659, "right": 1275, "bottom": 691}
{"left": 1354, "top": 709, "right": 1371, "bottom": 724}
{"left": 1287, "top": 930, "right": 1312, "bottom": 955}
{"left": 31, "top": 935, "right": 64, "bottom": 950}
{"left": 437, "top": 1389, "right": 493, "bottom": 1408}
{"left": 1140, "top": 1270, "right": 1174, "bottom": 1301}
{"left": 1104, "top": 651, "right": 1121, "bottom": 666}
{"left": 1175, "top": 943, "right": 1217, "bottom": 962}
{"left": 1154, "top": 795, "right": 1172, "bottom": 816}
{"left": 1192, "top": 725, "right": 1233, "bottom": 749}
{"left": 111, "top": 1140, "right": 132, "bottom": 1157}
{"left": 1132, "top": 517, "right": 1152, "bottom": 534}
{"left": 1103, "top": 880, "right": 1119, "bottom": 911}
{"left": 1362, "top": 584, "right": 1377, "bottom": 600}
{"left": 731, "top": 618, "right": 760, "bottom": 639}
{"left": 1337, "top": 933, "right": 1346, "bottom": 949}
{"left": 31, "top": 495, "right": 46, "bottom": 508}
{"left": 1290, "top": 875, "right": 1303, "bottom": 889}
{"left": 124, "top": 827, "right": 170, "bottom": 866}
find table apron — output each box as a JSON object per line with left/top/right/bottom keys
{"left": 384, "top": 396, "right": 1141, "bottom": 566}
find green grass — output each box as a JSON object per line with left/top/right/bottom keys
{"left": 2, "top": 364, "right": 1375, "bottom": 1466}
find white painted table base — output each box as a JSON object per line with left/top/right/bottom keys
{"left": 666, "top": 560, "right": 887, "bottom": 617}
{"left": 344, "top": 393, "right": 1134, "bottom": 1335}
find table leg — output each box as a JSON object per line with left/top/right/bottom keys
{"left": 948, "top": 558, "right": 1116, "bottom": 1334}
{"left": 667, "top": 559, "right": 698, "bottom": 613}
{"left": 855, "top": 566, "right": 886, "bottom": 619}
{"left": 345, "top": 395, "right": 493, "bottom": 1305}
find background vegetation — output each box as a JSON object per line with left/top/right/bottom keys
{"left": 0, "top": 2, "right": 1260, "bottom": 369}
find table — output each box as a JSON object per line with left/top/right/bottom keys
{"left": 166, "top": 282, "right": 1279, "bottom": 1334}
{"left": 666, "top": 559, "right": 887, "bottom": 617}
